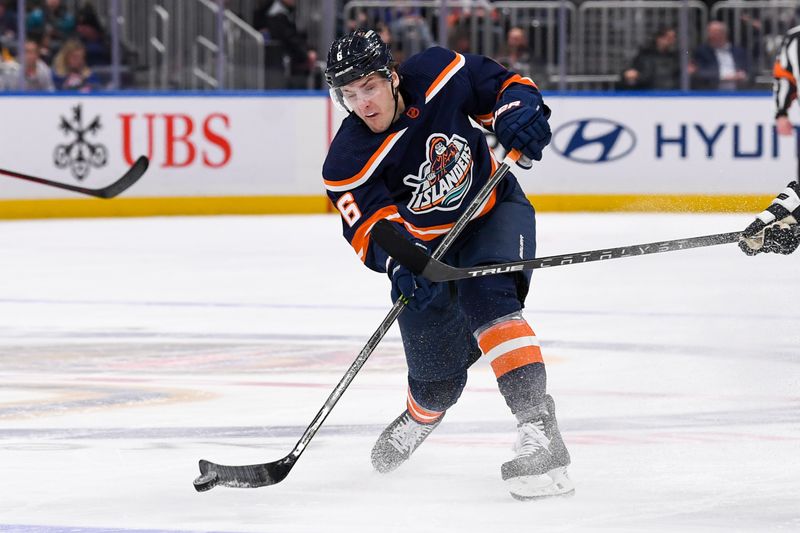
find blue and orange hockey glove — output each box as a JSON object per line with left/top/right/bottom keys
{"left": 493, "top": 87, "right": 552, "bottom": 162}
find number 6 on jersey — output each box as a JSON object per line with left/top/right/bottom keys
{"left": 336, "top": 192, "right": 362, "bottom": 227}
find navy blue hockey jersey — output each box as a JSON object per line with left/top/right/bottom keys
{"left": 322, "top": 46, "right": 540, "bottom": 273}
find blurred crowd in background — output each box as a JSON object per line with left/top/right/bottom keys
{"left": 0, "top": 0, "right": 108, "bottom": 91}
{"left": 0, "top": 0, "right": 796, "bottom": 92}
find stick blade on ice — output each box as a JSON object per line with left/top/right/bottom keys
{"left": 194, "top": 456, "right": 295, "bottom": 491}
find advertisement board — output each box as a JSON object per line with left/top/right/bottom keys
{"left": 0, "top": 93, "right": 792, "bottom": 217}
{"left": 525, "top": 95, "right": 794, "bottom": 195}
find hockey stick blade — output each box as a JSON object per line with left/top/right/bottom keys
{"left": 0, "top": 156, "right": 149, "bottom": 199}
{"left": 194, "top": 456, "right": 294, "bottom": 492}
{"left": 372, "top": 219, "right": 800, "bottom": 282}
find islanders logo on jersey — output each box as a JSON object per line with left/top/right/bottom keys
{"left": 403, "top": 133, "right": 473, "bottom": 214}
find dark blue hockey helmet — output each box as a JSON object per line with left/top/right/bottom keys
{"left": 325, "top": 29, "right": 393, "bottom": 90}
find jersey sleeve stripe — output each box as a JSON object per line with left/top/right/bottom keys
{"left": 497, "top": 74, "right": 538, "bottom": 99}
{"left": 324, "top": 128, "right": 408, "bottom": 192}
{"left": 351, "top": 206, "right": 401, "bottom": 261}
{"left": 474, "top": 112, "right": 494, "bottom": 127}
{"left": 424, "top": 52, "right": 465, "bottom": 104}
{"left": 775, "top": 34, "right": 800, "bottom": 116}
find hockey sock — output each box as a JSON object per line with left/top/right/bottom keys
{"left": 476, "top": 314, "right": 547, "bottom": 414}
{"left": 406, "top": 388, "right": 445, "bottom": 424}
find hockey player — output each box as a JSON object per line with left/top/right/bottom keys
{"left": 739, "top": 26, "right": 800, "bottom": 256}
{"left": 322, "top": 29, "right": 573, "bottom": 500}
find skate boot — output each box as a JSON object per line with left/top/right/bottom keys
{"left": 501, "top": 394, "right": 574, "bottom": 500}
{"left": 371, "top": 410, "right": 444, "bottom": 473}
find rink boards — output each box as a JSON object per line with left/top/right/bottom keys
{"left": 0, "top": 91, "right": 792, "bottom": 218}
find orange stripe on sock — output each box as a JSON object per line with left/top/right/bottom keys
{"left": 477, "top": 320, "right": 535, "bottom": 354}
{"left": 407, "top": 389, "right": 443, "bottom": 423}
{"left": 490, "top": 345, "right": 543, "bottom": 378}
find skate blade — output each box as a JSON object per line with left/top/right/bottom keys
{"left": 507, "top": 466, "right": 575, "bottom": 501}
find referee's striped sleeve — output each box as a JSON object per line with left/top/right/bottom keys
{"left": 774, "top": 27, "right": 800, "bottom": 118}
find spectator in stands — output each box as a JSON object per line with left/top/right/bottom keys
{"left": 22, "top": 35, "right": 54, "bottom": 91}
{"left": 0, "top": 1, "right": 17, "bottom": 45}
{"left": 52, "top": 38, "right": 99, "bottom": 92}
{"left": 690, "top": 21, "right": 752, "bottom": 90}
{"left": 447, "top": 27, "right": 471, "bottom": 56}
{"left": 75, "top": 2, "right": 110, "bottom": 66}
{"left": 253, "top": 0, "right": 317, "bottom": 89}
{"left": 0, "top": 43, "right": 19, "bottom": 90}
{"left": 376, "top": 21, "right": 392, "bottom": 50}
{"left": 496, "top": 26, "right": 532, "bottom": 79}
{"left": 619, "top": 27, "right": 680, "bottom": 90}
{"left": 446, "top": 5, "right": 496, "bottom": 56}
{"left": 389, "top": 8, "right": 434, "bottom": 60}
{"left": 27, "top": 0, "right": 76, "bottom": 49}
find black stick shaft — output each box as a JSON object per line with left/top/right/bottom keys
{"left": 373, "top": 216, "right": 800, "bottom": 283}
{"left": 437, "top": 231, "right": 740, "bottom": 280}
{"left": 420, "top": 226, "right": 800, "bottom": 282}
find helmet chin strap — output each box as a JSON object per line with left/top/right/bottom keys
{"left": 387, "top": 82, "right": 400, "bottom": 130}
{"left": 375, "top": 75, "right": 400, "bottom": 134}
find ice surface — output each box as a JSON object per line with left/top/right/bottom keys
{"left": 0, "top": 213, "right": 798, "bottom": 533}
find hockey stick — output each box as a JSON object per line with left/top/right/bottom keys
{"left": 193, "top": 149, "right": 526, "bottom": 492}
{"left": 372, "top": 219, "right": 800, "bottom": 282}
{"left": 0, "top": 156, "right": 149, "bottom": 199}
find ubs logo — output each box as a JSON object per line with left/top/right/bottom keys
{"left": 54, "top": 104, "right": 108, "bottom": 180}
{"left": 551, "top": 118, "right": 636, "bottom": 163}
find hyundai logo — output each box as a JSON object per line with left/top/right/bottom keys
{"left": 551, "top": 118, "right": 636, "bottom": 163}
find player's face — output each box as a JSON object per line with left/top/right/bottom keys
{"left": 341, "top": 72, "right": 400, "bottom": 133}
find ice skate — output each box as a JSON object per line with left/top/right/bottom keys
{"left": 371, "top": 410, "right": 444, "bottom": 473}
{"left": 501, "top": 394, "right": 574, "bottom": 500}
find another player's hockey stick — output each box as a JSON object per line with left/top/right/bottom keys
{"left": 372, "top": 219, "right": 800, "bottom": 282}
{"left": 193, "top": 149, "right": 527, "bottom": 492}
{"left": 0, "top": 156, "right": 149, "bottom": 199}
